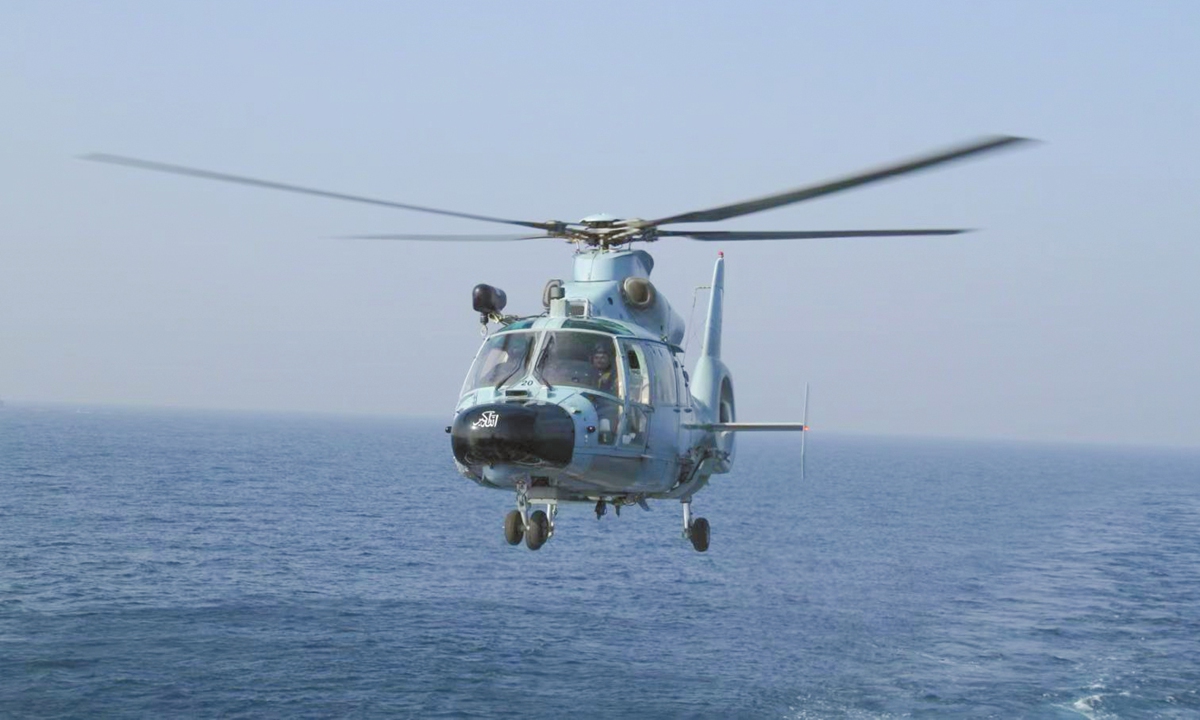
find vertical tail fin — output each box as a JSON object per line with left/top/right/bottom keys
{"left": 691, "top": 252, "right": 730, "bottom": 429}
{"left": 701, "top": 252, "right": 724, "bottom": 360}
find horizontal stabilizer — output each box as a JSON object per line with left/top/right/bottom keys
{"left": 683, "top": 422, "right": 809, "bottom": 432}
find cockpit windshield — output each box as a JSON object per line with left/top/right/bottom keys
{"left": 535, "top": 332, "right": 622, "bottom": 397}
{"left": 462, "top": 330, "right": 625, "bottom": 397}
{"left": 462, "top": 331, "right": 535, "bottom": 393}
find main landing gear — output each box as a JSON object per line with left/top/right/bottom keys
{"left": 682, "top": 498, "right": 710, "bottom": 552}
{"left": 504, "top": 497, "right": 556, "bottom": 551}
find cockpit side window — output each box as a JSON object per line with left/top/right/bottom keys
{"left": 462, "top": 332, "right": 535, "bottom": 394}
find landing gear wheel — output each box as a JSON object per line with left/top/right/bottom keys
{"left": 525, "top": 509, "right": 550, "bottom": 551}
{"left": 689, "top": 517, "right": 710, "bottom": 552}
{"left": 504, "top": 510, "right": 525, "bottom": 546}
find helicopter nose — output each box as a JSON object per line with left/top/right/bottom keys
{"left": 451, "top": 403, "right": 575, "bottom": 468}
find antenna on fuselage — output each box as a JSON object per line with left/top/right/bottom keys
{"left": 801, "top": 382, "right": 810, "bottom": 481}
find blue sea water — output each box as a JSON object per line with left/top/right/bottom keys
{"left": 2, "top": 405, "right": 1199, "bottom": 718}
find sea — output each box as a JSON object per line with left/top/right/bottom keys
{"left": 2, "top": 404, "right": 1198, "bottom": 719}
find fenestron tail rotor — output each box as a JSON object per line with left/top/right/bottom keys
{"left": 82, "top": 135, "right": 1033, "bottom": 248}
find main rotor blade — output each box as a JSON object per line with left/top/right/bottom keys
{"left": 657, "top": 229, "right": 970, "bottom": 241}
{"left": 81, "top": 153, "right": 555, "bottom": 231}
{"left": 647, "top": 135, "right": 1032, "bottom": 227}
{"left": 339, "top": 233, "right": 558, "bottom": 242}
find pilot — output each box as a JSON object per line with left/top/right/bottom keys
{"left": 591, "top": 343, "right": 617, "bottom": 394}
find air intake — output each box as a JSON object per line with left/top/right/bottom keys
{"left": 621, "top": 277, "right": 656, "bottom": 310}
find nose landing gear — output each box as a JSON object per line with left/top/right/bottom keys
{"left": 504, "top": 494, "right": 556, "bottom": 550}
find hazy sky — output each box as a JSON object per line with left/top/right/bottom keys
{"left": 3, "top": 2, "right": 1198, "bottom": 447}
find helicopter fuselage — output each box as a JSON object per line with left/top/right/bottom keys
{"left": 450, "top": 249, "right": 731, "bottom": 507}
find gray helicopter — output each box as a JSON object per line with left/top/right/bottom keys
{"left": 85, "top": 135, "right": 1029, "bottom": 552}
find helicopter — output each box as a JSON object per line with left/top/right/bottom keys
{"left": 84, "top": 135, "right": 1030, "bottom": 552}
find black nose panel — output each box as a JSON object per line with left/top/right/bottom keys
{"left": 452, "top": 403, "right": 575, "bottom": 468}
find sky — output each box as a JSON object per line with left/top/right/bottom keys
{"left": 2, "top": 2, "right": 1198, "bottom": 447}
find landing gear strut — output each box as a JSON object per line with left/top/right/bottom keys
{"left": 682, "top": 498, "right": 710, "bottom": 552}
